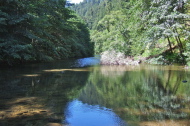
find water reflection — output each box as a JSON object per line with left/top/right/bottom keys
{"left": 78, "top": 65, "right": 190, "bottom": 126}
{"left": 1, "top": 58, "right": 190, "bottom": 126}
{"left": 0, "top": 58, "right": 96, "bottom": 126}
{"left": 64, "top": 99, "right": 127, "bottom": 126}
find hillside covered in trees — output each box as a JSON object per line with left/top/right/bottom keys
{"left": 0, "top": 0, "right": 94, "bottom": 65}
{"left": 72, "top": 0, "right": 190, "bottom": 65}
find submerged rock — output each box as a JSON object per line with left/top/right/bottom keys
{"left": 100, "top": 51, "right": 140, "bottom": 65}
{"left": 182, "top": 80, "right": 187, "bottom": 83}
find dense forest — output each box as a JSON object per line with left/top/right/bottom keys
{"left": 72, "top": 0, "right": 190, "bottom": 65}
{"left": 0, "top": 0, "right": 94, "bottom": 65}
{"left": 1, "top": 0, "right": 190, "bottom": 65}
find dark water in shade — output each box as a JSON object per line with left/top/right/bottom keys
{"left": 0, "top": 57, "right": 190, "bottom": 126}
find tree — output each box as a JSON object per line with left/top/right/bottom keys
{"left": 144, "top": 0, "right": 190, "bottom": 61}
{"left": 73, "top": 0, "right": 190, "bottom": 64}
{"left": 0, "top": 0, "right": 33, "bottom": 64}
{"left": 0, "top": 0, "right": 93, "bottom": 65}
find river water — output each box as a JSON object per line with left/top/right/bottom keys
{"left": 0, "top": 57, "right": 190, "bottom": 126}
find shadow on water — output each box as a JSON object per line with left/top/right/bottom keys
{"left": 0, "top": 57, "right": 98, "bottom": 126}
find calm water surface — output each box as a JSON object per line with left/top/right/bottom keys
{"left": 0, "top": 57, "right": 190, "bottom": 126}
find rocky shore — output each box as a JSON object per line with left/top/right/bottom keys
{"left": 100, "top": 51, "right": 141, "bottom": 65}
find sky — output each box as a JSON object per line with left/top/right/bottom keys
{"left": 69, "top": 0, "right": 83, "bottom": 4}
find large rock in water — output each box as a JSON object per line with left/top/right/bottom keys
{"left": 100, "top": 50, "right": 140, "bottom": 65}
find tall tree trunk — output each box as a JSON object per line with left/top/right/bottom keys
{"left": 175, "top": 36, "right": 183, "bottom": 54}
{"left": 173, "top": 28, "right": 183, "bottom": 55}
{"left": 175, "top": 28, "right": 184, "bottom": 50}
{"left": 106, "top": 20, "right": 110, "bottom": 32}
{"left": 166, "top": 36, "right": 173, "bottom": 54}
{"left": 173, "top": 28, "right": 185, "bottom": 64}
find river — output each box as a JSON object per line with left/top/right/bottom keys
{"left": 0, "top": 57, "right": 190, "bottom": 126}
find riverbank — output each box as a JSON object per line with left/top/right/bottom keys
{"left": 100, "top": 51, "right": 141, "bottom": 65}
{"left": 100, "top": 50, "right": 187, "bottom": 66}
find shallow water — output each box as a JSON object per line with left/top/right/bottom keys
{"left": 64, "top": 100, "right": 126, "bottom": 126}
{"left": 0, "top": 57, "right": 190, "bottom": 126}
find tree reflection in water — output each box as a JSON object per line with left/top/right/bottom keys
{"left": 0, "top": 59, "right": 91, "bottom": 126}
{"left": 0, "top": 60, "right": 190, "bottom": 126}
{"left": 78, "top": 65, "right": 190, "bottom": 125}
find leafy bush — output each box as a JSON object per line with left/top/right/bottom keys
{"left": 183, "top": 43, "right": 190, "bottom": 66}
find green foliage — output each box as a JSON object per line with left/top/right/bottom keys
{"left": 183, "top": 43, "right": 190, "bottom": 66}
{"left": 146, "top": 55, "right": 167, "bottom": 65}
{"left": 73, "top": 0, "right": 190, "bottom": 64}
{"left": 0, "top": 0, "right": 93, "bottom": 65}
{"left": 91, "top": 10, "right": 131, "bottom": 54}
{"left": 0, "top": 0, "right": 33, "bottom": 64}
{"left": 145, "top": 51, "right": 186, "bottom": 65}
{"left": 71, "top": 0, "right": 123, "bottom": 29}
